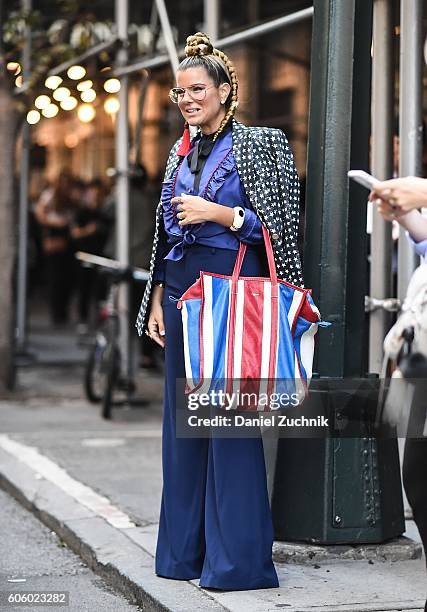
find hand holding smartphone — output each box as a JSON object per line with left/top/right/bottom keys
{"left": 348, "top": 170, "right": 381, "bottom": 191}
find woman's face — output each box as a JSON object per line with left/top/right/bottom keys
{"left": 176, "top": 66, "right": 230, "bottom": 134}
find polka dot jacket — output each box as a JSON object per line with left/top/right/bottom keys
{"left": 135, "top": 118, "right": 303, "bottom": 336}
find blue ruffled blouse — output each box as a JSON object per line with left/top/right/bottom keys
{"left": 152, "top": 129, "right": 263, "bottom": 282}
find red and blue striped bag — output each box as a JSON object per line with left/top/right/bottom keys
{"left": 177, "top": 226, "right": 327, "bottom": 411}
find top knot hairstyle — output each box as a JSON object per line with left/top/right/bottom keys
{"left": 179, "top": 32, "right": 239, "bottom": 141}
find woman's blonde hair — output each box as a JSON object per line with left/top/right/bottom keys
{"left": 178, "top": 32, "right": 239, "bottom": 141}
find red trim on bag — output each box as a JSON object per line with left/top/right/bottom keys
{"left": 178, "top": 279, "right": 203, "bottom": 303}
{"left": 299, "top": 295, "right": 320, "bottom": 323}
{"left": 267, "top": 285, "right": 279, "bottom": 397}
{"left": 226, "top": 280, "right": 238, "bottom": 396}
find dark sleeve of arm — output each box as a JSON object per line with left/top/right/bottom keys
{"left": 274, "top": 129, "right": 300, "bottom": 238}
{"left": 152, "top": 213, "right": 168, "bottom": 283}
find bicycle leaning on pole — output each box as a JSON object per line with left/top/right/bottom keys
{"left": 75, "top": 251, "right": 150, "bottom": 419}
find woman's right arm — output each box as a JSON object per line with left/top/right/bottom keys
{"left": 147, "top": 285, "right": 165, "bottom": 348}
{"left": 147, "top": 215, "right": 169, "bottom": 348}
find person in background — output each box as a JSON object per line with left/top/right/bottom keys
{"left": 71, "top": 178, "right": 111, "bottom": 335}
{"left": 34, "top": 171, "right": 76, "bottom": 325}
{"left": 370, "top": 176, "right": 427, "bottom": 612}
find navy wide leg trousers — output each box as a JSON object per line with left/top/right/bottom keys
{"left": 155, "top": 244, "right": 279, "bottom": 590}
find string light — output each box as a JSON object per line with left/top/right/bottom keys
{"left": 53, "top": 87, "right": 71, "bottom": 102}
{"left": 104, "top": 96, "right": 120, "bottom": 115}
{"left": 64, "top": 133, "right": 79, "bottom": 148}
{"left": 42, "top": 104, "right": 59, "bottom": 118}
{"left": 45, "top": 75, "right": 62, "bottom": 89}
{"left": 104, "top": 78, "right": 120, "bottom": 93}
{"left": 77, "top": 104, "right": 96, "bottom": 123}
{"left": 34, "top": 95, "right": 51, "bottom": 110}
{"left": 60, "top": 96, "right": 78, "bottom": 111}
{"left": 7, "top": 62, "right": 21, "bottom": 75}
{"left": 67, "top": 65, "right": 86, "bottom": 80}
{"left": 77, "top": 80, "right": 93, "bottom": 92}
{"left": 27, "top": 110, "right": 41, "bottom": 125}
{"left": 15, "top": 75, "right": 23, "bottom": 88}
{"left": 80, "top": 89, "right": 96, "bottom": 103}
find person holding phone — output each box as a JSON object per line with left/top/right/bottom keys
{"left": 369, "top": 176, "right": 427, "bottom": 612}
{"left": 370, "top": 176, "right": 427, "bottom": 259}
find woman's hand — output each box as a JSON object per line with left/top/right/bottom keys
{"left": 369, "top": 176, "right": 427, "bottom": 213}
{"left": 375, "top": 199, "right": 406, "bottom": 222}
{"left": 172, "top": 194, "right": 235, "bottom": 228}
{"left": 146, "top": 286, "right": 165, "bottom": 348}
{"left": 172, "top": 194, "right": 214, "bottom": 226}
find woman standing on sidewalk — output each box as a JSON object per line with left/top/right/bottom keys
{"left": 135, "top": 32, "right": 302, "bottom": 590}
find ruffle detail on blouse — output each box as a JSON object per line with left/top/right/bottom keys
{"left": 203, "top": 152, "right": 236, "bottom": 202}
{"left": 160, "top": 177, "right": 180, "bottom": 236}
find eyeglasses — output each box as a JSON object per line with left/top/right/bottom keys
{"left": 168, "top": 84, "right": 216, "bottom": 104}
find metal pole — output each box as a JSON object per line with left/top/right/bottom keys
{"left": 154, "top": 0, "right": 179, "bottom": 74}
{"left": 369, "top": 0, "right": 394, "bottom": 374}
{"left": 115, "top": 0, "right": 130, "bottom": 377}
{"left": 305, "top": 0, "right": 372, "bottom": 377}
{"left": 48, "top": 38, "right": 118, "bottom": 77}
{"left": 204, "top": 0, "right": 219, "bottom": 41}
{"left": 115, "top": 7, "right": 314, "bottom": 77}
{"left": 398, "top": 0, "right": 423, "bottom": 299}
{"left": 16, "top": 0, "right": 31, "bottom": 353}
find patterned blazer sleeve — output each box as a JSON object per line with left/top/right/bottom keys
{"left": 135, "top": 138, "right": 181, "bottom": 336}
{"left": 270, "top": 128, "right": 300, "bottom": 242}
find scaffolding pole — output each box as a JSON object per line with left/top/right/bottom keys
{"left": 204, "top": 0, "right": 219, "bottom": 41}
{"left": 369, "top": 0, "right": 394, "bottom": 373}
{"left": 16, "top": 0, "right": 32, "bottom": 354}
{"left": 115, "top": 0, "right": 130, "bottom": 377}
{"left": 154, "top": 0, "right": 179, "bottom": 73}
{"left": 115, "top": 7, "right": 313, "bottom": 77}
{"left": 397, "top": 0, "right": 423, "bottom": 299}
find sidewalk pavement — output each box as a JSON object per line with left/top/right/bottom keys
{"left": 0, "top": 362, "right": 426, "bottom": 612}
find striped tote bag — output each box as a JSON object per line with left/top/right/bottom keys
{"left": 176, "top": 226, "right": 327, "bottom": 411}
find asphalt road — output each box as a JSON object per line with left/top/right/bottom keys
{"left": 0, "top": 488, "right": 143, "bottom": 612}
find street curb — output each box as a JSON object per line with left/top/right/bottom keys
{"left": 0, "top": 448, "right": 228, "bottom": 612}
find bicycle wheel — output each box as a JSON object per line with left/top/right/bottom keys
{"left": 84, "top": 335, "right": 108, "bottom": 403}
{"left": 102, "top": 343, "right": 120, "bottom": 420}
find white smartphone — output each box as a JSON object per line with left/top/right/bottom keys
{"left": 348, "top": 170, "right": 381, "bottom": 191}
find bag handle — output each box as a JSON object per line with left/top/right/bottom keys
{"left": 231, "top": 225, "right": 278, "bottom": 286}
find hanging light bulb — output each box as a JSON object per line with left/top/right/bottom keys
{"left": 80, "top": 89, "right": 96, "bottom": 103}
{"left": 104, "top": 78, "right": 120, "bottom": 93}
{"left": 104, "top": 96, "right": 120, "bottom": 115}
{"left": 60, "top": 96, "right": 78, "bottom": 111}
{"left": 34, "top": 95, "right": 51, "bottom": 110}
{"left": 77, "top": 104, "right": 96, "bottom": 123}
{"left": 27, "top": 110, "right": 41, "bottom": 125}
{"left": 7, "top": 62, "right": 21, "bottom": 75}
{"left": 45, "top": 75, "right": 63, "bottom": 89}
{"left": 67, "top": 65, "right": 86, "bottom": 80}
{"left": 53, "top": 87, "right": 71, "bottom": 102}
{"left": 42, "top": 104, "right": 59, "bottom": 118}
{"left": 77, "top": 80, "right": 93, "bottom": 92}
{"left": 64, "top": 133, "right": 79, "bottom": 148}
{"left": 15, "top": 75, "right": 23, "bottom": 88}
